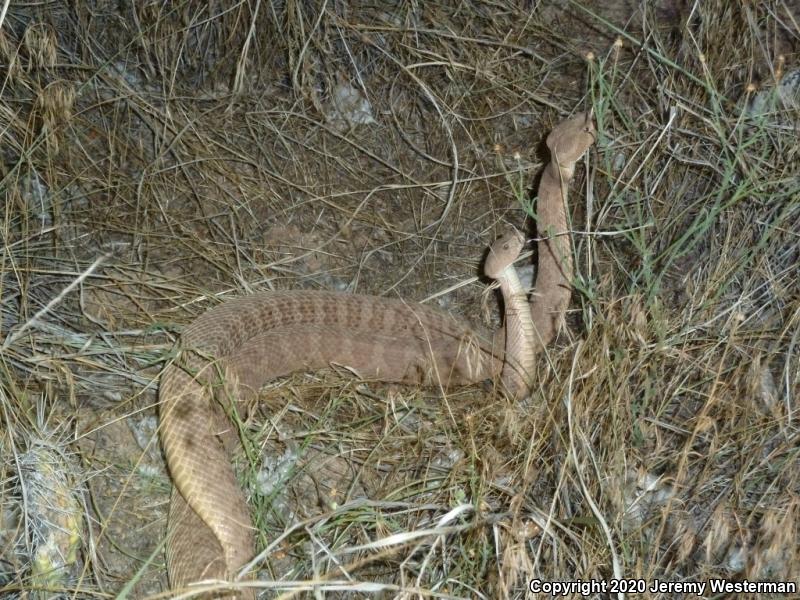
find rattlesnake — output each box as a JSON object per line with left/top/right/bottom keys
{"left": 159, "top": 112, "right": 596, "bottom": 598}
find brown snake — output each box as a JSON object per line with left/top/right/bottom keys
{"left": 159, "top": 113, "right": 595, "bottom": 598}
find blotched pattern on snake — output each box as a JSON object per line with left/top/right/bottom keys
{"left": 159, "top": 113, "right": 595, "bottom": 598}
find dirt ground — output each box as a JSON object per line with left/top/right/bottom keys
{"left": 1, "top": 1, "right": 798, "bottom": 599}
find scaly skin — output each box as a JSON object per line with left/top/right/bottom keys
{"left": 530, "top": 111, "right": 596, "bottom": 347}
{"left": 160, "top": 112, "right": 595, "bottom": 598}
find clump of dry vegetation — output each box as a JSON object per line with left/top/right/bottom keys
{"left": 1, "top": 0, "right": 797, "bottom": 598}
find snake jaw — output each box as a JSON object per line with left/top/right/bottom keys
{"left": 546, "top": 110, "right": 597, "bottom": 168}
{"left": 484, "top": 227, "right": 525, "bottom": 280}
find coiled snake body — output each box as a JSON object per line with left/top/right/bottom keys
{"left": 159, "top": 113, "right": 595, "bottom": 597}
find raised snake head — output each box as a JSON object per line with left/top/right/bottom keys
{"left": 484, "top": 227, "right": 525, "bottom": 280}
{"left": 545, "top": 110, "right": 596, "bottom": 177}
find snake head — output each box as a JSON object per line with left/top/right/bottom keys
{"left": 484, "top": 227, "right": 525, "bottom": 280}
{"left": 545, "top": 110, "right": 596, "bottom": 173}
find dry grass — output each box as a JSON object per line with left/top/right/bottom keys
{"left": 1, "top": 0, "right": 798, "bottom": 598}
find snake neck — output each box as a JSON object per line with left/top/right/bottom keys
{"left": 531, "top": 161, "right": 575, "bottom": 347}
